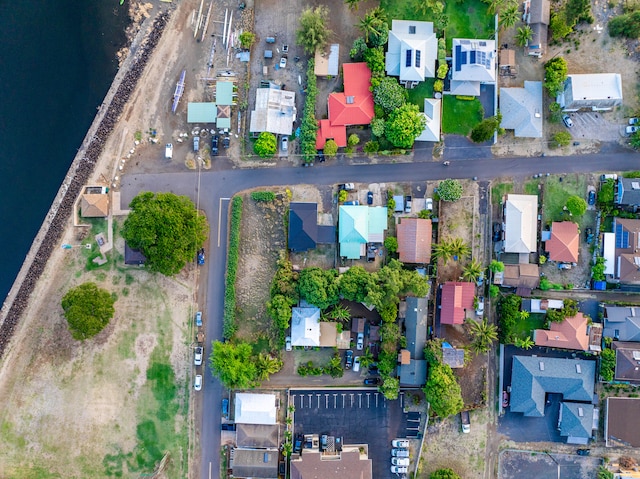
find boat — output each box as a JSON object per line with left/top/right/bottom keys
{"left": 172, "top": 70, "right": 186, "bottom": 114}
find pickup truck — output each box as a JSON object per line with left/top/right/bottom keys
{"left": 461, "top": 411, "right": 470, "bottom": 433}
{"left": 338, "top": 183, "right": 355, "bottom": 191}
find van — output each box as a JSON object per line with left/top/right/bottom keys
{"left": 600, "top": 174, "right": 618, "bottom": 181}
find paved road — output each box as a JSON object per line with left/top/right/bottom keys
{"left": 118, "top": 151, "right": 640, "bottom": 479}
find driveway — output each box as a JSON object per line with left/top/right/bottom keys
{"left": 563, "top": 111, "right": 621, "bottom": 142}
{"left": 291, "top": 388, "right": 413, "bottom": 479}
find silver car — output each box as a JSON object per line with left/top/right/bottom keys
{"left": 562, "top": 114, "right": 573, "bottom": 128}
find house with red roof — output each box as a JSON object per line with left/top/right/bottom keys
{"left": 440, "top": 282, "right": 475, "bottom": 325}
{"left": 544, "top": 221, "right": 579, "bottom": 263}
{"left": 534, "top": 312, "right": 602, "bottom": 352}
{"left": 316, "top": 63, "right": 374, "bottom": 150}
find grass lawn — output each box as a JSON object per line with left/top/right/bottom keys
{"left": 512, "top": 313, "right": 546, "bottom": 340}
{"left": 542, "top": 174, "right": 587, "bottom": 226}
{"left": 407, "top": 79, "right": 435, "bottom": 109}
{"left": 524, "top": 179, "right": 539, "bottom": 195}
{"left": 442, "top": 95, "right": 483, "bottom": 135}
{"left": 491, "top": 182, "right": 513, "bottom": 205}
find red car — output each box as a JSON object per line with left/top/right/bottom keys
{"left": 502, "top": 391, "right": 510, "bottom": 408}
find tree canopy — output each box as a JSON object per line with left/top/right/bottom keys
{"left": 254, "top": 132, "right": 277, "bottom": 158}
{"left": 373, "top": 77, "right": 408, "bottom": 114}
{"left": 385, "top": 103, "right": 426, "bottom": 149}
{"left": 437, "top": 179, "right": 463, "bottom": 202}
{"left": 61, "top": 282, "right": 115, "bottom": 340}
{"left": 297, "top": 267, "right": 339, "bottom": 309}
{"left": 423, "top": 362, "right": 464, "bottom": 418}
{"left": 122, "top": 192, "right": 208, "bottom": 276}
{"left": 297, "top": 6, "right": 332, "bottom": 54}
{"left": 566, "top": 195, "right": 587, "bottom": 216}
{"left": 609, "top": 11, "right": 640, "bottom": 38}
{"left": 430, "top": 469, "right": 462, "bottom": 479}
{"left": 210, "top": 341, "right": 259, "bottom": 388}
{"left": 471, "top": 113, "right": 502, "bottom": 143}
{"left": 544, "top": 57, "right": 568, "bottom": 96}
{"left": 338, "top": 266, "right": 376, "bottom": 303}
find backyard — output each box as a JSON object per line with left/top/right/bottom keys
{"left": 442, "top": 96, "right": 484, "bottom": 135}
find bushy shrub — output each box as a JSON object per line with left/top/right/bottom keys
{"left": 251, "top": 191, "right": 276, "bottom": 202}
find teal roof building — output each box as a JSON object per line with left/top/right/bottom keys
{"left": 187, "top": 81, "right": 236, "bottom": 126}
{"left": 339, "top": 206, "right": 388, "bottom": 259}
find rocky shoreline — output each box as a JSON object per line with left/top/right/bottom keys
{"left": 0, "top": 8, "right": 171, "bottom": 359}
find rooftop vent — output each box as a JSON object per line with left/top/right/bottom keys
{"left": 576, "top": 364, "right": 582, "bottom": 374}
{"left": 409, "top": 25, "right": 416, "bottom": 34}
{"left": 632, "top": 182, "right": 640, "bottom": 190}
{"left": 346, "top": 96, "right": 355, "bottom": 104}
{"left": 578, "top": 407, "right": 584, "bottom": 417}
{"left": 633, "top": 351, "right": 640, "bottom": 361}
{"left": 539, "top": 361, "right": 545, "bottom": 371}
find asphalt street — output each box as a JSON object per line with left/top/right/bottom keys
{"left": 118, "top": 151, "right": 640, "bottom": 479}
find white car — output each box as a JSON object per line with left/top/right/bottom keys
{"left": 165, "top": 143, "right": 173, "bottom": 159}
{"left": 626, "top": 125, "right": 639, "bottom": 135}
{"left": 356, "top": 332, "right": 364, "bottom": 350}
{"left": 353, "top": 356, "right": 361, "bottom": 372}
{"left": 391, "top": 439, "right": 410, "bottom": 448}
{"left": 629, "top": 117, "right": 639, "bottom": 125}
{"left": 194, "top": 374, "right": 202, "bottom": 391}
{"left": 285, "top": 336, "right": 292, "bottom": 351}
{"left": 391, "top": 466, "right": 408, "bottom": 474}
{"left": 392, "top": 458, "right": 410, "bottom": 466}
{"left": 281, "top": 136, "right": 288, "bottom": 152}
{"left": 562, "top": 114, "right": 573, "bottom": 128}
{"left": 392, "top": 448, "right": 410, "bottom": 457}
{"left": 280, "top": 57, "right": 287, "bottom": 68}
{"left": 425, "top": 197, "right": 433, "bottom": 210}
{"left": 194, "top": 346, "right": 203, "bottom": 366}
{"left": 476, "top": 296, "right": 485, "bottom": 317}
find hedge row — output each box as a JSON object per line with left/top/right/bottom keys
{"left": 251, "top": 191, "right": 276, "bottom": 202}
{"left": 223, "top": 196, "right": 243, "bottom": 338}
{"left": 300, "top": 60, "right": 318, "bottom": 163}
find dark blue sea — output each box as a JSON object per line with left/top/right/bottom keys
{"left": 0, "top": 1, "right": 130, "bottom": 303}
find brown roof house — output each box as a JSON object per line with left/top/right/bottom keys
{"left": 397, "top": 218, "right": 432, "bottom": 264}
{"left": 612, "top": 342, "right": 640, "bottom": 383}
{"left": 523, "top": 0, "right": 550, "bottom": 57}
{"left": 612, "top": 218, "right": 640, "bottom": 284}
{"left": 606, "top": 397, "right": 640, "bottom": 447}
{"left": 533, "top": 312, "right": 602, "bottom": 352}
{"left": 501, "top": 263, "right": 540, "bottom": 289}
{"left": 290, "top": 448, "right": 372, "bottom": 479}
{"left": 81, "top": 193, "right": 109, "bottom": 218}
{"left": 440, "top": 282, "right": 475, "bottom": 325}
{"left": 544, "top": 221, "right": 579, "bottom": 263}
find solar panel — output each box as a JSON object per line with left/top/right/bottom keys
{"left": 461, "top": 51, "right": 467, "bottom": 65}
{"left": 615, "top": 223, "right": 629, "bottom": 248}
{"left": 406, "top": 49, "right": 412, "bottom": 67}
{"left": 409, "top": 25, "right": 416, "bottom": 34}
{"left": 470, "top": 51, "right": 476, "bottom": 64}
{"left": 415, "top": 50, "right": 421, "bottom": 68}
{"left": 455, "top": 45, "right": 462, "bottom": 71}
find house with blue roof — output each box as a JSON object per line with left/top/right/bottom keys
{"left": 399, "top": 297, "right": 428, "bottom": 387}
{"left": 603, "top": 305, "right": 640, "bottom": 341}
{"left": 450, "top": 38, "right": 496, "bottom": 97}
{"left": 559, "top": 402, "right": 596, "bottom": 444}
{"left": 338, "top": 205, "right": 388, "bottom": 259}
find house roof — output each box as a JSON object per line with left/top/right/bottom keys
{"left": 314, "top": 44, "right": 340, "bottom": 77}
{"left": 216, "top": 81, "right": 235, "bottom": 105}
{"left": 504, "top": 194, "right": 538, "bottom": 253}
{"left": 502, "top": 263, "right": 540, "bottom": 289}
{"left": 288, "top": 202, "right": 335, "bottom": 252}
{"left": 533, "top": 312, "right": 591, "bottom": 351}
{"left": 319, "top": 322, "right": 338, "bottom": 347}
{"left": 452, "top": 38, "right": 496, "bottom": 83}
{"left": 386, "top": 20, "right": 438, "bottom": 83}
{"left": 316, "top": 119, "right": 348, "bottom": 149}
{"left": 613, "top": 218, "right": 640, "bottom": 282}
{"left": 250, "top": 88, "right": 297, "bottom": 135}
{"left": 290, "top": 450, "right": 372, "bottom": 479}
{"left": 416, "top": 98, "right": 441, "bottom": 142}
{"left": 522, "top": 298, "right": 564, "bottom": 313}
{"left": 510, "top": 355, "right": 596, "bottom": 417}
{"left": 236, "top": 424, "right": 280, "bottom": 448}
{"left": 80, "top": 194, "right": 109, "bottom": 217}
{"left": 499, "top": 49, "right": 516, "bottom": 66}
{"left": 351, "top": 317, "right": 366, "bottom": 333}
{"left": 604, "top": 306, "right": 640, "bottom": 341}
{"left": 449, "top": 80, "right": 481, "bottom": 96}
{"left": 616, "top": 178, "right": 640, "bottom": 207}
{"left": 399, "top": 359, "right": 428, "bottom": 386}
{"left": 124, "top": 242, "right": 146, "bottom": 265}
{"left": 559, "top": 402, "right": 594, "bottom": 439}
{"left": 399, "top": 349, "right": 411, "bottom": 365}
{"left": 440, "top": 282, "right": 475, "bottom": 325}
{"left": 231, "top": 448, "right": 279, "bottom": 479}
{"left": 187, "top": 102, "right": 218, "bottom": 123}
{"left": 338, "top": 206, "right": 388, "bottom": 259}
{"left": 559, "top": 74, "right": 623, "bottom": 110}
{"left": 613, "top": 342, "right": 640, "bottom": 383}
{"left": 405, "top": 297, "right": 428, "bottom": 359}
{"left": 499, "top": 81, "right": 543, "bottom": 138}
{"left": 442, "top": 342, "right": 465, "bottom": 368}
{"left": 327, "top": 63, "right": 374, "bottom": 127}
{"left": 606, "top": 397, "right": 640, "bottom": 447}
{"left": 291, "top": 307, "right": 321, "bottom": 346}
{"left": 545, "top": 221, "right": 579, "bottom": 263}
{"left": 397, "top": 218, "right": 432, "bottom": 264}
{"left": 235, "top": 393, "right": 278, "bottom": 425}
{"left": 528, "top": 23, "right": 548, "bottom": 55}
{"left": 529, "top": 0, "right": 551, "bottom": 25}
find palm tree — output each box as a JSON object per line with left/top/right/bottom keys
{"left": 360, "top": 347, "right": 375, "bottom": 368}
{"left": 255, "top": 353, "right": 283, "bottom": 380}
{"left": 358, "top": 8, "right": 388, "bottom": 44}
{"left": 432, "top": 242, "right": 454, "bottom": 265}
{"left": 514, "top": 336, "right": 534, "bottom": 350}
{"left": 462, "top": 259, "right": 484, "bottom": 282}
{"left": 328, "top": 304, "right": 351, "bottom": 322}
{"left": 499, "top": 3, "right": 520, "bottom": 29}
{"left": 345, "top": 0, "right": 362, "bottom": 11}
{"left": 519, "top": 310, "right": 530, "bottom": 321}
{"left": 484, "top": 0, "right": 507, "bottom": 15}
{"left": 467, "top": 319, "right": 498, "bottom": 354}
{"left": 516, "top": 25, "right": 533, "bottom": 47}
{"left": 448, "top": 237, "right": 471, "bottom": 260}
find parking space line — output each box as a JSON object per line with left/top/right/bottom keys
{"left": 316, "top": 394, "right": 321, "bottom": 408}
{"left": 341, "top": 393, "right": 346, "bottom": 408}
{"left": 325, "top": 394, "right": 328, "bottom": 408}
{"left": 308, "top": 394, "right": 312, "bottom": 409}
{"left": 333, "top": 394, "right": 337, "bottom": 408}
{"left": 350, "top": 394, "right": 354, "bottom": 407}
{"left": 400, "top": 392, "right": 404, "bottom": 408}
{"left": 358, "top": 393, "right": 362, "bottom": 408}
{"left": 375, "top": 393, "right": 379, "bottom": 408}
{"left": 366, "top": 393, "right": 370, "bottom": 408}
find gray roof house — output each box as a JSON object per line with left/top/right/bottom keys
{"left": 603, "top": 306, "right": 640, "bottom": 341}
{"left": 499, "top": 81, "right": 543, "bottom": 138}
{"left": 450, "top": 38, "right": 496, "bottom": 96}
{"left": 615, "top": 178, "right": 640, "bottom": 210}
{"left": 559, "top": 402, "right": 595, "bottom": 444}
{"left": 510, "top": 356, "right": 595, "bottom": 417}
{"left": 524, "top": 0, "right": 550, "bottom": 57}
{"left": 400, "top": 296, "right": 428, "bottom": 387}
{"left": 557, "top": 73, "right": 623, "bottom": 112}
{"left": 612, "top": 342, "right": 640, "bottom": 383}
{"left": 385, "top": 20, "right": 438, "bottom": 88}
{"left": 231, "top": 448, "right": 279, "bottom": 479}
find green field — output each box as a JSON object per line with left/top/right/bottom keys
{"left": 407, "top": 79, "right": 435, "bottom": 109}
{"left": 442, "top": 95, "right": 484, "bottom": 135}
{"left": 491, "top": 182, "right": 513, "bottom": 206}
{"left": 541, "top": 174, "right": 588, "bottom": 226}
{"left": 512, "top": 313, "right": 546, "bottom": 340}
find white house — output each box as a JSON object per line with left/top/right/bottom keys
{"left": 415, "top": 98, "right": 441, "bottom": 142}
{"left": 450, "top": 38, "right": 496, "bottom": 96}
{"left": 557, "top": 73, "right": 623, "bottom": 111}
{"left": 504, "top": 194, "right": 538, "bottom": 254}
{"left": 235, "top": 393, "right": 278, "bottom": 425}
{"left": 385, "top": 20, "right": 438, "bottom": 88}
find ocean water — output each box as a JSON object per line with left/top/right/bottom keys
{"left": 0, "top": 1, "right": 130, "bottom": 304}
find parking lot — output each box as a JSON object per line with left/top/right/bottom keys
{"left": 499, "top": 449, "right": 601, "bottom": 479}
{"left": 291, "top": 389, "right": 420, "bottom": 479}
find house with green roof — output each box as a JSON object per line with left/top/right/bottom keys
{"left": 510, "top": 356, "right": 595, "bottom": 418}
{"left": 338, "top": 205, "right": 388, "bottom": 259}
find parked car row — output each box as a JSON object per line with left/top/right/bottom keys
{"left": 390, "top": 439, "right": 410, "bottom": 474}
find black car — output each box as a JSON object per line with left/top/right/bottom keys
{"left": 585, "top": 227, "right": 594, "bottom": 244}
{"left": 588, "top": 190, "right": 596, "bottom": 205}
{"left": 316, "top": 150, "right": 325, "bottom": 162}
{"left": 492, "top": 222, "right": 502, "bottom": 242}
{"left": 367, "top": 191, "right": 374, "bottom": 205}
{"left": 293, "top": 434, "right": 303, "bottom": 454}
{"left": 211, "top": 135, "right": 219, "bottom": 155}
{"left": 221, "top": 423, "right": 236, "bottom": 431}
{"left": 364, "top": 377, "right": 381, "bottom": 386}
{"left": 345, "top": 350, "right": 354, "bottom": 369}
{"left": 222, "top": 135, "right": 230, "bottom": 149}
{"left": 576, "top": 448, "right": 590, "bottom": 456}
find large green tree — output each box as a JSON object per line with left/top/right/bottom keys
{"left": 462, "top": 259, "right": 483, "bottom": 282}
{"left": 437, "top": 179, "right": 463, "bottom": 202}
{"left": 254, "top": 132, "right": 277, "bottom": 158}
{"left": 338, "top": 266, "right": 376, "bottom": 302}
{"left": 380, "top": 376, "right": 400, "bottom": 400}
{"left": 358, "top": 7, "right": 389, "bottom": 47}
{"left": 385, "top": 103, "right": 426, "bottom": 149}
{"left": 210, "top": 341, "right": 257, "bottom": 389}
{"left": 373, "top": 77, "right": 408, "bottom": 114}
{"left": 608, "top": 11, "right": 640, "bottom": 38}
{"left": 566, "top": 196, "right": 587, "bottom": 216}
{"left": 544, "top": 57, "right": 568, "bottom": 96}
{"left": 423, "top": 362, "right": 464, "bottom": 418}
{"left": 430, "top": 469, "right": 462, "bottom": 479}
{"left": 61, "top": 282, "right": 115, "bottom": 340}
{"left": 297, "top": 6, "right": 332, "bottom": 54}
{"left": 471, "top": 113, "right": 503, "bottom": 143}
{"left": 297, "top": 267, "right": 339, "bottom": 309}
{"left": 499, "top": 3, "right": 520, "bottom": 29}
{"left": 122, "top": 192, "right": 208, "bottom": 276}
